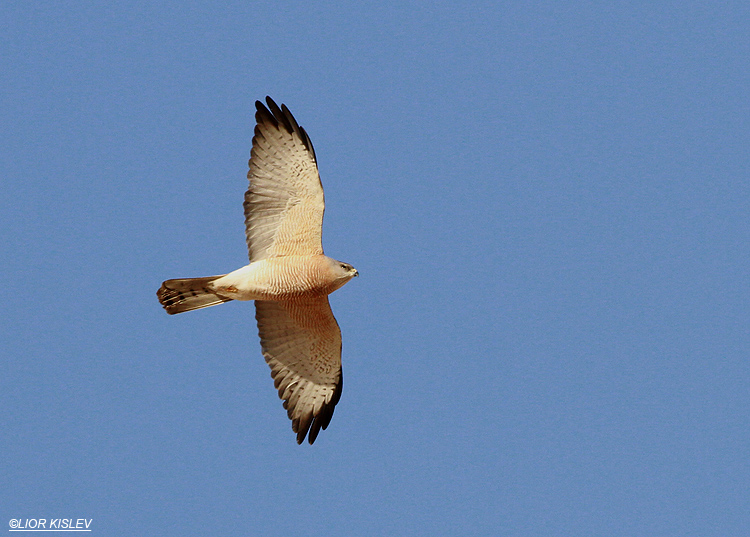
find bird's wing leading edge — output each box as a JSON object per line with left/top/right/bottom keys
{"left": 244, "top": 97, "right": 324, "bottom": 262}
{"left": 255, "top": 297, "right": 343, "bottom": 444}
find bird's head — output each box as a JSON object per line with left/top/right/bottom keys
{"left": 337, "top": 261, "right": 359, "bottom": 279}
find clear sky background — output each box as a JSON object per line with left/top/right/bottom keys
{"left": 2, "top": 2, "right": 749, "bottom": 536}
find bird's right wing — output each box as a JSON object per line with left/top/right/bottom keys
{"left": 255, "top": 296, "right": 343, "bottom": 444}
{"left": 244, "top": 97, "right": 325, "bottom": 262}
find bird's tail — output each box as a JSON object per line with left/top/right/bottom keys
{"left": 157, "top": 275, "right": 233, "bottom": 315}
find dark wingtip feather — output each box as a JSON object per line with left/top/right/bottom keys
{"left": 306, "top": 370, "right": 343, "bottom": 444}
{"left": 279, "top": 369, "right": 343, "bottom": 445}
{"left": 255, "top": 99, "right": 277, "bottom": 128}
{"left": 253, "top": 97, "right": 316, "bottom": 160}
{"left": 295, "top": 422, "right": 309, "bottom": 445}
{"left": 299, "top": 126, "right": 317, "bottom": 163}
{"left": 264, "top": 97, "right": 289, "bottom": 132}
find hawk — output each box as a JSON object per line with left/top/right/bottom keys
{"left": 157, "top": 97, "right": 358, "bottom": 444}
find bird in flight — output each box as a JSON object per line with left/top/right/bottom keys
{"left": 157, "top": 97, "right": 358, "bottom": 444}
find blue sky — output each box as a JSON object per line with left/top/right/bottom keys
{"left": 2, "top": 1, "right": 749, "bottom": 535}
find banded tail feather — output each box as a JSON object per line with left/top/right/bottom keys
{"left": 157, "top": 275, "right": 232, "bottom": 315}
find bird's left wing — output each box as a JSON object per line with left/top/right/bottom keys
{"left": 255, "top": 297, "right": 343, "bottom": 444}
{"left": 244, "top": 97, "right": 324, "bottom": 262}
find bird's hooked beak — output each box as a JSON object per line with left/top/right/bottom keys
{"left": 353, "top": 269, "right": 359, "bottom": 277}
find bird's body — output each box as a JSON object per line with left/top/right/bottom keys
{"left": 159, "top": 255, "right": 355, "bottom": 312}
{"left": 214, "top": 255, "right": 356, "bottom": 301}
{"left": 157, "top": 97, "right": 357, "bottom": 444}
